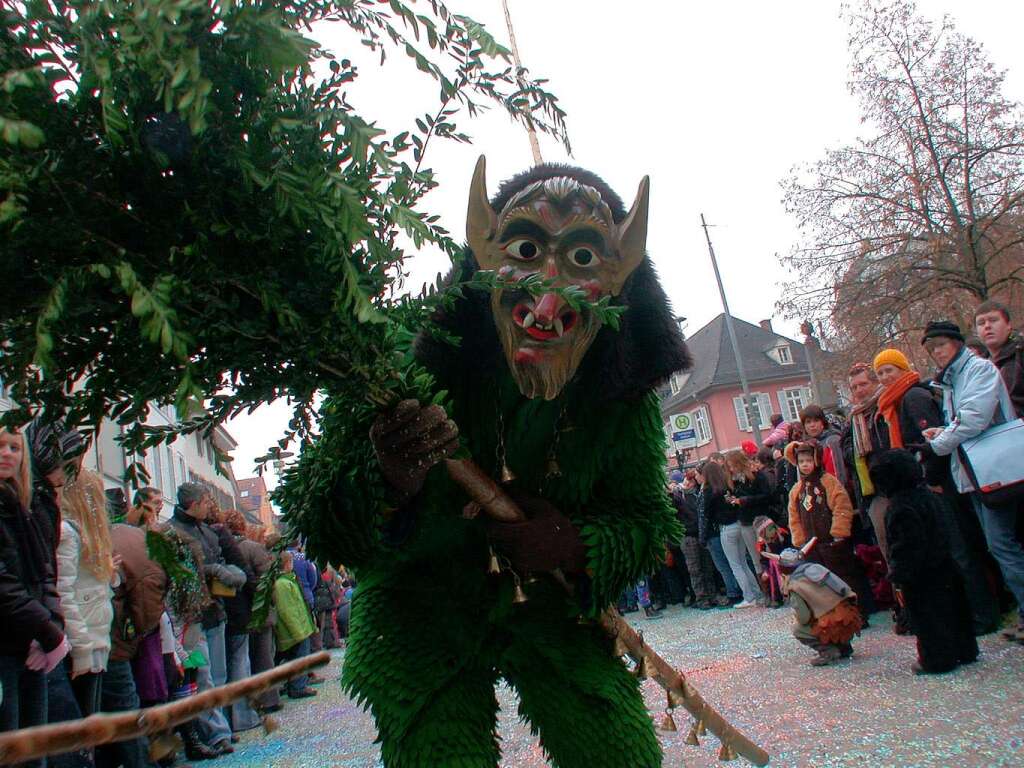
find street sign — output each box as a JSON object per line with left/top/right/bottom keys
{"left": 672, "top": 428, "right": 697, "bottom": 450}
{"left": 670, "top": 413, "right": 691, "bottom": 431}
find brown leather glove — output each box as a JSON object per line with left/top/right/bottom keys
{"left": 370, "top": 399, "right": 459, "bottom": 504}
{"left": 486, "top": 492, "right": 587, "bottom": 575}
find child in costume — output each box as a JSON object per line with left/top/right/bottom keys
{"left": 785, "top": 440, "right": 873, "bottom": 624}
{"left": 869, "top": 449, "right": 978, "bottom": 674}
{"left": 755, "top": 516, "right": 789, "bottom": 607}
{"left": 765, "top": 538, "right": 862, "bottom": 666}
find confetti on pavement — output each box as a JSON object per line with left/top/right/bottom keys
{"left": 218, "top": 605, "right": 1024, "bottom": 767}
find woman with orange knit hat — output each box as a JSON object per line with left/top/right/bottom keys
{"left": 871, "top": 348, "right": 999, "bottom": 635}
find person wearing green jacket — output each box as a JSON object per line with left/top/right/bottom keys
{"left": 273, "top": 551, "right": 316, "bottom": 699}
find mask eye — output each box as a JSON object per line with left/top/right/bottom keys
{"left": 504, "top": 239, "right": 539, "bottom": 261}
{"left": 568, "top": 246, "right": 599, "bottom": 267}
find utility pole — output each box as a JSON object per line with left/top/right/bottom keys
{"left": 701, "top": 214, "right": 762, "bottom": 448}
{"left": 501, "top": 0, "right": 543, "bottom": 165}
{"left": 800, "top": 320, "right": 822, "bottom": 405}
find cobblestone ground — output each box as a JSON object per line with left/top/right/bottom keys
{"left": 220, "top": 605, "right": 1024, "bottom": 767}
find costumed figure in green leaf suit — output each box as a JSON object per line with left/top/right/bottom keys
{"left": 287, "top": 158, "right": 690, "bottom": 767}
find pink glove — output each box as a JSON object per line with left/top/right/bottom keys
{"left": 26, "top": 637, "right": 70, "bottom": 674}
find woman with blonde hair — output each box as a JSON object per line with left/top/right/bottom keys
{"left": 58, "top": 467, "right": 119, "bottom": 717}
{"left": 0, "top": 428, "right": 69, "bottom": 754}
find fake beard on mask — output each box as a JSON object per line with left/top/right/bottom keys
{"left": 493, "top": 288, "right": 602, "bottom": 401}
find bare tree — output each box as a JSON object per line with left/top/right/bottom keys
{"left": 779, "top": 0, "right": 1024, "bottom": 360}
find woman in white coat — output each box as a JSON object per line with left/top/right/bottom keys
{"left": 58, "top": 468, "right": 120, "bottom": 717}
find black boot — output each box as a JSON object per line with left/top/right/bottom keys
{"left": 178, "top": 721, "right": 219, "bottom": 761}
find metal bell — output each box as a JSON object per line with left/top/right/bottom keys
{"left": 545, "top": 456, "right": 562, "bottom": 478}
{"left": 685, "top": 724, "right": 700, "bottom": 746}
{"left": 635, "top": 655, "right": 654, "bottom": 680}
{"left": 718, "top": 742, "right": 738, "bottom": 762}
{"left": 487, "top": 549, "right": 501, "bottom": 574}
{"left": 697, "top": 719, "right": 708, "bottom": 736}
{"left": 147, "top": 732, "right": 182, "bottom": 761}
{"left": 658, "top": 711, "right": 678, "bottom": 732}
{"left": 613, "top": 635, "right": 629, "bottom": 658}
{"left": 512, "top": 582, "right": 528, "bottom": 604}
{"left": 500, "top": 462, "right": 516, "bottom": 483}
{"left": 262, "top": 715, "right": 280, "bottom": 735}
{"left": 668, "top": 687, "right": 686, "bottom": 708}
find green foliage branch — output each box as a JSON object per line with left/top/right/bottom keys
{"left": 0, "top": 0, "right": 574, "bottom": 483}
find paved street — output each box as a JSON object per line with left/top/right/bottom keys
{"left": 220, "top": 605, "right": 1024, "bottom": 767}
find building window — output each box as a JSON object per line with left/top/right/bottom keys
{"left": 240, "top": 490, "right": 249, "bottom": 498}
{"left": 153, "top": 447, "right": 164, "bottom": 495}
{"left": 733, "top": 393, "right": 771, "bottom": 431}
{"left": 777, "top": 345, "right": 792, "bottom": 364}
{"left": 166, "top": 445, "right": 176, "bottom": 492}
{"left": 691, "top": 406, "right": 712, "bottom": 446}
{"left": 779, "top": 387, "right": 812, "bottom": 423}
{"left": 669, "top": 372, "right": 690, "bottom": 395}
{"left": 195, "top": 433, "right": 204, "bottom": 458}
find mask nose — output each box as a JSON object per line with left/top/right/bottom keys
{"left": 531, "top": 256, "right": 564, "bottom": 325}
{"left": 533, "top": 292, "right": 562, "bottom": 325}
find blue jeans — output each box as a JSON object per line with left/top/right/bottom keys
{"left": 633, "top": 580, "right": 652, "bottom": 609}
{"left": 94, "top": 661, "right": 149, "bottom": 768}
{"left": 707, "top": 535, "right": 741, "bottom": 599}
{"left": 194, "top": 625, "right": 232, "bottom": 746}
{"left": 720, "top": 523, "right": 762, "bottom": 603}
{"left": 225, "top": 633, "right": 261, "bottom": 732}
{"left": 972, "top": 495, "right": 1024, "bottom": 612}
{"left": 278, "top": 637, "right": 311, "bottom": 696}
{"left": 46, "top": 661, "right": 92, "bottom": 768}
{"left": 0, "top": 655, "right": 48, "bottom": 768}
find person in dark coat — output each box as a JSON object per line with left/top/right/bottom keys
{"left": 870, "top": 450, "right": 979, "bottom": 674}
{"left": 873, "top": 348, "right": 999, "bottom": 635}
{"left": 0, "top": 429, "right": 70, "bottom": 767}
{"left": 671, "top": 473, "right": 717, "bottom": 609}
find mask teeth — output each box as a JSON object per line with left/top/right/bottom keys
{"left": 522, "top": 311, "right": 536, "bottom": 329}
{"left": 553, "top": 317, "right": 564, "bottom": 337}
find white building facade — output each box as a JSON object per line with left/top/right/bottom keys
{"left": 1, "top": 384, "right": 240, "bottom": 519}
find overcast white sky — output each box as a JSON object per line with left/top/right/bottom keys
{"left": 226, "top": 0, "right": 1024, "bottom": 493}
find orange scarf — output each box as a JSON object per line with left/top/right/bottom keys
{"left": 875, "top": 371, "right": 921, "bottom": 449}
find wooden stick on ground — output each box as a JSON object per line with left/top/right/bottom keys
{"left": 600, "top": 609, "right": 770, "bottom": 766}
{"left": 0, "top": 652, "right": 331, "bottom": 765}
{"left": 447, "top": 457, "right": 770, "bottom": 766}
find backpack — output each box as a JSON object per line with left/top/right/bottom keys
{"left": 314, "top": 580, "right": 333, "bottom": 613}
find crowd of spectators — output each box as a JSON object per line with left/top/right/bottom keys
{"left": 634, "top": 301, "right": 1024, "bottom": 672}
{"left": 0, "top": 426, "right": 354, "bottom": 768}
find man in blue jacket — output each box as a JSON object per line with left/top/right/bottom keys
{"left": 921, "top": 320, "right": 1024, "bottom": 643}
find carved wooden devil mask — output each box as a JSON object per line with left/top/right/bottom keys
{"left": 466, "top": 157, "right": 649, "bottom": 400}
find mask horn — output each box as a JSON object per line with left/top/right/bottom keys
{"left": 466, "top": 155, "right": 499, "bottom": 269}
{"left": 761, "top": 551, "right": 781, "bottom": 561}
{"left": 800, "top": 536, "right": 818, "bottom": 556}
{"left": 612, "top": 175, "right": 650, "bottom": 294}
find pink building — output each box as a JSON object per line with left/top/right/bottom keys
{"left": 659, "top": 314, "right": 836, "bottom": 468}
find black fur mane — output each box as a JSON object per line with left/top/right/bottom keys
{"left": 414, "top": 163, "right": 691, "bottom": 402}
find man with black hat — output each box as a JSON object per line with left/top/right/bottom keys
{"left": 921, "top": 320, "right": 1024, "bottom": 643}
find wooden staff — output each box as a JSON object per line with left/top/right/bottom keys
{"left": 447, "top": 458, "right": 770, "bottom": 766}
{"left": 0, "top": 651, "right": 331, "bottom": 764}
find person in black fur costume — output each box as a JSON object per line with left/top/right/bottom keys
{"left": 869, "top": 449, "right": 978, "bottom": 674}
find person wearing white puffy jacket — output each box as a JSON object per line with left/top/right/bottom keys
{"left": 57, "top": 468, "right": 119, "bottom": 718}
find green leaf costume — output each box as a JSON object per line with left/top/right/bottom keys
{"left": 280, "top": 165, "right": 691, "bottom": 767}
